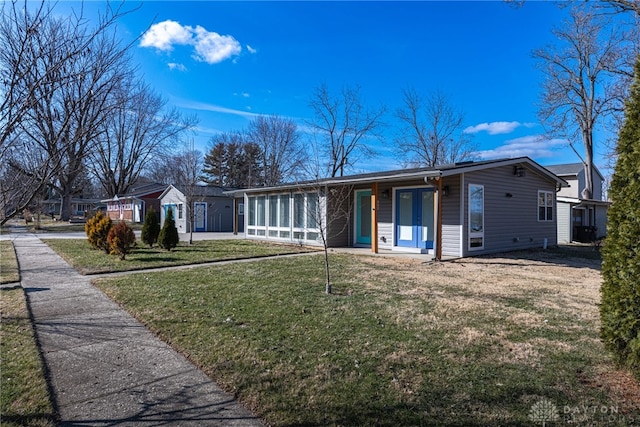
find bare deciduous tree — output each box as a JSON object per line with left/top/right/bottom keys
{"left": 533, "top": 5, "right": 634, "bottom": 198}
{"left": 247, "top": 115, "right": 304, "bottom": 186}
{"left": 395, "top": 88, "right": 476, "bottom": 167}
{"left": 308, "top": 83, "right": 386, "bottom": 178}
{"left": 0, "top": 0, "right": 134, "bottom": 223}
{"left": 89, "top": 81, "right": 197, "bottom": 198}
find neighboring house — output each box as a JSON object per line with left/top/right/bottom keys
{"left": 226, "top": 157, "right": 567, "bottom": 260}
{"left": 42, "top": 198, "right": 105, "bottom": 218}
{"left": 102, "top": 183, "right": 168, "bottom": 223}
{"left": 544, "top": 163, "right": 610, "bottom": 243}
{"left": 159, "top": 184, "right": 241, "bottom": 233}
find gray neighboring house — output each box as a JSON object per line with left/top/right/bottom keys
{"left": 159, "top": 184, "right": 242, "bottom": 233}
{"left": 544, "top": 163, "right": 610, "bottom": 243}
{"left": 227, "top": 157, "right": 568, "bottom": 259}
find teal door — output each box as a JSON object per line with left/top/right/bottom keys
{"left": 163, "top": 204, "right": 176, "bottom": 224}
{"left": 395, "top": 188, "right": 434, "bottom": 249}
{"left": 355, "top": 190, "right": 372, "bottom": 245}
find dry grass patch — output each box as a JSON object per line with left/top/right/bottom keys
{"left": 94, "top": 249, "right": 639, "bottom": 426}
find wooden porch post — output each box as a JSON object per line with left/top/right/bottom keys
{"left": 233, "top": 197, "right": 239, "bottom": 235}
{"left": 371, "top": 182, "right": 378, "bottom": 253}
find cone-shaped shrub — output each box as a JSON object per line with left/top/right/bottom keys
{"left": 158, "top": 207, "right": 179, "bottom": 251}
{"left": 85, "top": 211, "right": 112, "bottom": 253}
{"left": 107, "top": 221, "right": 136, "bottom": 260}
{"left": 601, "top": 56, "right": 640, "bottom": 379}
{"left": 141, "top": 207, "right": 160, "bottom": 248}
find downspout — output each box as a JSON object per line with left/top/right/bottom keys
{"left": 436, "top": 178, "right": 443, "bottom": 261}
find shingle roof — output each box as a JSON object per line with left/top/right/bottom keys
{"left": 544, "top": 163, "right": 584, "bottom": 176}
{"left": 544, "top": 162, "right": 604, "bottom": 180}
{"left": 227, "top": 157, "right": 567, "bottom": 195}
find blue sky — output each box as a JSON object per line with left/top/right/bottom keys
{"left": 61, "top": 1, "right": 614, "bottom": 174}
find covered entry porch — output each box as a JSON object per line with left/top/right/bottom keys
{"left": 352, "top": 177, "right": 445, "bottom": 259}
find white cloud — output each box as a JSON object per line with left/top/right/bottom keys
{"left": 473, "top": 135, "right": 567, "bottom": 160}
{"left": 168, "top": 62, "right": 187, "bottom": 72}
{"left": 246, "top": 45, "right": 257, "bottom": 54}
{"left": 464, "top": 121, "right": 536, "bottom": 135}
{"left": 176, "top": 99, "right": 262, "bottom": 119}
{"left": 140, "top": 20, "right": 242, "bottom": 64}
{"left": 192, "top": 26, "right": 241, "bottom": 64}
{"left": 140, "top": 20, "right": 193, "bottom": 51}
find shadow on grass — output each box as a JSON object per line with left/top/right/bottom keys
{"left": 451, "top": 245, "right": 602, "bottom": 271}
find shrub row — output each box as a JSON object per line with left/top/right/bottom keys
{"left": 84, "top": 207, "right": 179, "bottom": 260}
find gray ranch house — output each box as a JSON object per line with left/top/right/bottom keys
{"left": 544, "top": 163, "right": 610, "bottom": 243}
{"left": 227, "top": 157, "right": 568, "bottom": 260}
{"left": 159, "top": 184, "right": 242, "bottom": 233}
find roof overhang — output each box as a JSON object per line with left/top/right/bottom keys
{"left": 557, "top": 196, "right": 611, "bottom": 207}
{"left": 224, "top": 157, "right": 568, "bottom": 196}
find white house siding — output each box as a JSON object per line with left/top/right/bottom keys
{"left": 461, "top": 165, "right": 557, "bottom": 257}
{"left": 557, "top": 202, "right": 572, "bottom": 244}
{"left": 160, "top": 187, "right": 187, "bottom": 232}
{"left": 376, "top": 184, "right": 394, "bottom": 250}
{"left": 557, "top": 177, "right": 580, "bottom": 199}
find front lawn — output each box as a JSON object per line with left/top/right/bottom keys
{"left": 44, "top": 238, "right": 316, "bottom": 274}
{"left": 0, "top": 287, "right": 57, "bottom": 426}
{"left": 94, "top": 251, "right": 640, "bottom": 426}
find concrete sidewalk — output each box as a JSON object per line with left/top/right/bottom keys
{"left": 13, "top": 233, "right": 265, "bottom": 426}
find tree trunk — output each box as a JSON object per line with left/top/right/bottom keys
{"left": 583, "top": 130, "right": 594, "bottom": 200}
{"left": 324, "top": 245, "right": 331, "bottom": 294}
{"left": 60, "top": 192, "right": 73, "bottom": 221}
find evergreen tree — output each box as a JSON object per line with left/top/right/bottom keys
{"left": 158, "top": 207, "right": 179, "bottom": 251}
{"left": 601, "top": 56, "right": 640, "bottom": 378}
{"left": 141, "top": 207, "right": 160, "bottom": 248}
{"left": 85, "top": 211, "right": 112, "bottom": 254}
{"left": 107, "top": 221, "right": 136, "bottom": 260}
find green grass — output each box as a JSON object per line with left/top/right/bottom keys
{"left": 94, "top": 252, "right": 639, "bottom": 426}
{"left": 31, "top": 219, "right": 143, "bottom": 233}
{"left": 1, "top": 241, "right": 20, "bottom": 284}
{"left": 0, "top": 288, "right": 57, "bottom": 426}
{"left": 44, "top": 238, "right": 317, "bottom": 274}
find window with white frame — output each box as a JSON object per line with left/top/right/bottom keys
{"left": 246, "top": 192, "right": 321, "bottom": 242}
{"left": 178, "top": 203, "right": 183, "bottom": 220}
{"left": 538, "top": 191, "right": 554, "bottom": 221}
{"left": 468, "top": 184, "right": 484, "bottom": 250}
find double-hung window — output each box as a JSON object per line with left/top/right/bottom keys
{"left": 538, "top": 191, "right": 554, "bottom": 221}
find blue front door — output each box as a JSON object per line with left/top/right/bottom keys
{"left": 395, "top": 188, "right": 434, "bottom": 249}
{"left": 194, "top": 202, "right": 206, "bottom": 232}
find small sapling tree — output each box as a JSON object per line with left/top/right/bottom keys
{"left": 141, "top": 207, "right": 160, "bottom": 248}
{"left": 107, "top": 221, "right": 136, "bottom": 260}
{"left": 158, "top": 207, "right": 179, "bottom": 251}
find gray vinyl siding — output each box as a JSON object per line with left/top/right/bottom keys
{"left": 557, "top": 202, "right": 572, "bottom": 244}
{"left": 461, "top": 164, "right": 557, "bottom": 256}
{"left": 441, "top": 175, "right": 463, "bottom": 258}
{"left": 326, "top": 186, "right": 353, "bottom": 247}
{"left": 595, "top": 205, "right": 608, "bottom": 239}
